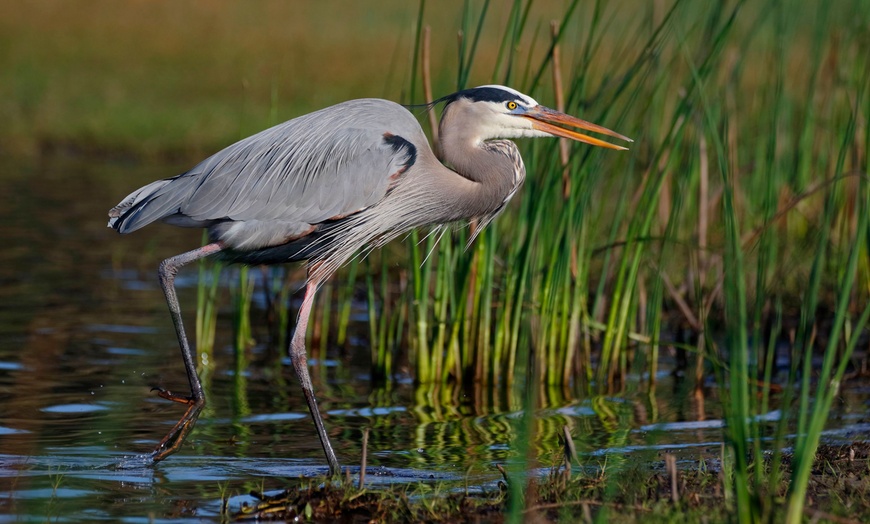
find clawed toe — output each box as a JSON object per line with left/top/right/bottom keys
{"left": 151, "top": 386, "right": 195, "bottom": 404}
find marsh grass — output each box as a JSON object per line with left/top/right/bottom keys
{"left": 194, "top": 241, "right": 221, "bottom": 360}
{"left": 351, "top": 0, "right": 869, "bottom": 520}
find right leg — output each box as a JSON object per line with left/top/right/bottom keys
{"left": 289, "top": 274, "right": 342, "bottom": 476}
{"left": 149, "top": 242, "right": 224, "bottom": 462}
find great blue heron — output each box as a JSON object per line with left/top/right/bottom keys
{"left": 108, "top": 84, "right": 630, "bottom": 475}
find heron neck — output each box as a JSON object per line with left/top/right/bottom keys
{"left": 438, "top": 130, "right": 524, "bottom": 220}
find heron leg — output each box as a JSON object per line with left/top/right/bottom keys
{"left": 149, "top": 242, "right": 224, "bottom": 463}
{"left": 290, "top": 275, "right": 341, "bottom": 476}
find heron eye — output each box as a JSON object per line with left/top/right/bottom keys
{"left": 506, "top": 101, "right": 518, "bottom": 110}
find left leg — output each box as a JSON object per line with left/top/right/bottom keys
{"left": 289, "top": 275, "right": 341, "bottom": 476}
{"left": 149, "top": 242, "right": 224, "bottom": 462}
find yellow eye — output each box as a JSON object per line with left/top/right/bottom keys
{"left": 506, "top": 101, "right": 518, "bottom": 110}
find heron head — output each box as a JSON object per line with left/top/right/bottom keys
{"left": 440, "top": 85, "right": 631, "bottom": 150}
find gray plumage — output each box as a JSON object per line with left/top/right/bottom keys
{"left": 110, "top": 99, "right": 422, "bottom": 249}
{"left": 108, "top": 84, "right": 630, "bottom": 475}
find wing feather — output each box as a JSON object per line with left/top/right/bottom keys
{"left": 110, "top": 99, "right": 424, "bottom": 242}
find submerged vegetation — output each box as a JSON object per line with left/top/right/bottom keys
{"left": 4, "top": 0, "right": 869, "bottom": 521}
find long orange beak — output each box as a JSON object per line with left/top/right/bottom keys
{"left": 522, "top": 105, "right": 632, "bottom": 150}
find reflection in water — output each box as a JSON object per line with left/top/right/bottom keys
{"left": 1, "top": 156, "right": 869, "bottom": 519}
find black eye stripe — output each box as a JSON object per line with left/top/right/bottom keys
{"left": 454, "top": 87, "right": 524, "bottom": 104}
{"left": 430, "top": 86, "right": 532, "bottom": 110}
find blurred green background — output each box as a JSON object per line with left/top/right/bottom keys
{"left": 0, "top": 0, "right": 601, "bottom": 158}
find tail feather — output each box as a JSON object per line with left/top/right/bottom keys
{"left": 107, "top": 178, "right": 175, "bottom": 233}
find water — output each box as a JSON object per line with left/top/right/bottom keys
{"left": 1, "top": 154, "right": 869, "bottom": 520}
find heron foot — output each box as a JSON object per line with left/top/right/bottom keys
{"left": 151, "top": 386, "right": 196, "bottom": 405}
{"left": 148, "top": 398, "right": 205, "bottom": 463}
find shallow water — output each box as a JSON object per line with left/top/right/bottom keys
{"left": 1, "top": 154, "right": 869, "bottom": 520}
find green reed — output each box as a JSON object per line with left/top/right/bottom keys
{"left": 784, "top": 66, "right": 869, "bottom": 523}
{"left": 195, "top": 231, "right": 222, "bottom": 363}
{"left": 424, "top": 1, "right": 867, "bottom": 519}
{"left": 690, "top": 28, "right": 754, "bottom": 523}
{"left": 671, "top": 1, "right": 870, "bottom": 520}
{"left": 231, "top": 266, "right": 255, "bottom": 353}
{"left": 335, "top": 259, "right": 359, "bottom": 347}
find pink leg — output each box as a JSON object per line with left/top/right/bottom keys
{"left": 290, "top": 274, "right": 341, "bottom": 476}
